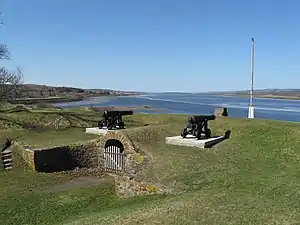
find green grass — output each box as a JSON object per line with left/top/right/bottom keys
{"left": 0, "top": 128, "right": 98, "bottom": 148}
{"left": 1, "top": 109, "right": 300, "bottom": 224}
{"left": 0, "top": 105, "right": 160, "bottom": 130}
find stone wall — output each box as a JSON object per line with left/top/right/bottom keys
{"left": 11, "top": 130, "right": 148, "bottom": 175}
{"left": 21, "top": 148, "right": 36, "bottom": 171}
{"left": 68, "top": 140, "right": 102, "bottom": 169}
{"left": 13, "top": 142, "right": 36, "bottom": 171}
{"left": 12, "top": 139, "right": 104, "bottom": 172}
{"left": 12, "top": 130, "right": 152, "bottom": 188}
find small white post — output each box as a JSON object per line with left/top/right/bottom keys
{"left": 248, "top": 38, "right": 255, "bottom": 119}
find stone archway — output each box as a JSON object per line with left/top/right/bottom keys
{"left": 104, "top": 139, "right": 125, "bottom": 172}
{"left": 102, "top": 131, "right": 136, "bottom": 174}
{"left": 103, "top": 131, "right": 135, "bottom": 155}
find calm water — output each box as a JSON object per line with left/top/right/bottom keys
{"left": 54, "top": 93, "right": 300, "bottom": 122}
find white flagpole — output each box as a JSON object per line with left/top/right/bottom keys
{"left": 248, "top": 38, "right": 255, "bottom": 119}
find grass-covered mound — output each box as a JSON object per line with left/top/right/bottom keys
{"left": 1, "top": 110, "right": 300, "bottom": 224}
{"left": 0, "top": 105, "right": 97, "bottom": 129}
{"left": 0, "top": 104, "right": 183, "bottom": 130}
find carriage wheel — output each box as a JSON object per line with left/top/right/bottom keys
{"left": 119, "top": 122, "right": 125, "bottom": 129}
{"left": 98, "top": 120, "right": 104, "bottom": 129}
{"left": 106, "top": 122, "right": 113, "bottom": 130}
{"left": 194, "top": 130, "right": 201, "bottom": 140}
{"left": 181, "top": 128, "right": 188, "bottom": 138}
{"left": 205, "top": 129, "right": 211, "bottom": 139}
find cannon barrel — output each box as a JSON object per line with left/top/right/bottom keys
{"left": 103, "top": 110, "right": 133, "bottom": 117}
{"left": 118, "top": 110, "right": 133, "bottom": 116}
{"left": 188, "top": 115, "right": 216, "bottom": 123}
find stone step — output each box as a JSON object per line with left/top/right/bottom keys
{"left": 2, "top": 149, "right": 12, "bottom": 154}
{"left": 3, "top": 158, "right": 12, "bottom": 163}
{"left": 5, "top": 166, "right": 12, "bottom": 170}
{"left": 2, "top": 153, "right": 12, "bottom": 158}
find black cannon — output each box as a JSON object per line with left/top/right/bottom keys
{"left": 98, "top": 110, "right": 133, "bottom": 130}
{"left": 181, "top": 114, "right": 216, "bottom": 140}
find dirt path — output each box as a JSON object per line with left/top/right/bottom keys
{"left": 43, "top": 175, "right": 114, "bottom": 193}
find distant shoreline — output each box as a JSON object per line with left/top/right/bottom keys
{"left": 221, "top": 94, "right": 300, "bottom": 101}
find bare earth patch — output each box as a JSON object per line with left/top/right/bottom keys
{"left": 43, "top": 175, "right": 114, "bottom": 193}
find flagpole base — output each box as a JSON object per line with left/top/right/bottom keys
{"left": 248, "top": 106, "right": 255, "bottom": 119}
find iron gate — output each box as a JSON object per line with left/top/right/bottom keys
{"left": 104, "top": 139, "right": 125, "bottom": 172}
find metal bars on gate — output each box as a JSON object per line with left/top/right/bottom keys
{"left": 104, "top": 144, "right": 125, "bottom": 173}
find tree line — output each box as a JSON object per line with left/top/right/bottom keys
{"left": 0, "top": 17, "right": 23, "bottom": 103}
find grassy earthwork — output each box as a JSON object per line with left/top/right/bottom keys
{"left": 1, "top": 105, "right": 300, "bottom": 225}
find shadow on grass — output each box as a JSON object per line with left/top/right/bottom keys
{"left": 206, "top": 130, "right": 231, "bottom": 148}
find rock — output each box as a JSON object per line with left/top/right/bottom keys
{"left": 214, "top": 107, "right": 228, "bottom": 117}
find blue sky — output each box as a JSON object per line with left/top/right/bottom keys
{"left": 1, "top": 0, "right": 300, "bottom": 92}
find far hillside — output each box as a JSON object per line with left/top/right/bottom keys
{"left": 6, "top": 84, "right": 141, "bottom": 104}
{"left": 18, "top": 84, "right": 140, "bottom": 98}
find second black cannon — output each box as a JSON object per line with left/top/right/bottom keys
{"left": 181, "top": 114, "right": 216, "bottom": 140}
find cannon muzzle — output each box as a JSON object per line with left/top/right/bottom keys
{"left": 118, "top": 110, "right": 133, "bottom": 116}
